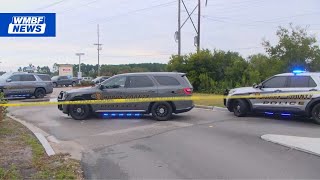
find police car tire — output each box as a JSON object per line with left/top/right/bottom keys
{"left": 233, "top": 99, "right": 248, "bottom": 117}
{"left": 151, "top": 102, "right": 173, "bottom": 121}
{"left": 53, "top": 82, "right": 57, "bottom": 88}
{"left": 72, "top": 82, "right": 76, "bottom": 87}
{"left": 34, "top": 88, "right": 45, "bottom": 99}
{"left": 311, "top": 103, "right": 320, "bottom": 124}
{"left": 69, "top": 104, "right": 90, "bottom": 120}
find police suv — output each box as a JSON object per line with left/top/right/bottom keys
{"left": 58, "top": 72, "right": 194, "bottom": 120}
{"left": 224, "top": 70, "right": 320, "bottom": 124}
{"left": 0, "top": 72, "right": 53, "bottom": 98}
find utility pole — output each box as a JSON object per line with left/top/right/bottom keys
{"left": 178, "top": 0, "right": 181, "bottom": 56}
{"left": 75, "top": 53, "right": 85, "bottom": 83}
{"left": 197, "top": 0, "right": 201, "bottom": 53}
{"left": 94, "top": 24, "right": 102, "bottom": 77}
{"left": 177, "top": 0, "right": 207, "bottom": 54}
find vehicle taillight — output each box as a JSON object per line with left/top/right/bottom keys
{"left": 183, "top": 88, "right": 193, "bottom": 95}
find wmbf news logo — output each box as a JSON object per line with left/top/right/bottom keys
{"left": 0, "top": 13, "right": 56, "bottom": 37}
{"left": 8, "top": 16, "right": 46, "bottom": 34}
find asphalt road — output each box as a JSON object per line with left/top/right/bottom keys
{"left": 7, "top": 88, "right": 320, "bottom": 179}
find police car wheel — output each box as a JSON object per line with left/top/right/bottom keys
{"left": 151, "top": 102, "right": 173, "bottom": 121}
{"left": 69, "top": 104, "right": 90, "bottom": 120}
{"left": 72, "top": 82, "right": 76, "bottom": 87}
{"left": 232, "top": 99, "right": 248, "bottom": 117}
{"left": 53, "top": 83, "right": 57, "bottom": 88}
{"left": 311, "top": 103, "right": 320, "bottom": 124}
{"left": 34, "top": 88, "right": 45, "bottom": 99}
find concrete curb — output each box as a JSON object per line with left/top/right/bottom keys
{"left": 7, "top": 114, "right": 55, "bottom": 156}
{"left": 261, "top": 134, "right": 320, "bottom": 157}
{"left": 195, "top": 104, "right": 227, "bottom": 111}
{"left": 21, "top": 98, "right": 50, "bottom": 102}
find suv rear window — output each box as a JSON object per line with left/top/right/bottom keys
{"left": 37, "top": 75, "right": 51, "bottom": 81}
{"left": 289, "top": 76, "right": 317, "bottom": 87}
{"left": 154, "top": 76, "right": 180, "bottom": 86}
{"left": 127, "top": 76, "right": 154, "bottom": 88}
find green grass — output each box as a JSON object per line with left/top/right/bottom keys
{"left": 0, "top": 118, "right": 83, "bottom": 180}
{"left": 0, "top": 165, "right": 21, "bottom": 180}
{"left": 193, "top": 93, "right": 225, "bottom": 107}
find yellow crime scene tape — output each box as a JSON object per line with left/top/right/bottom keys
{"left": 0, "top": 91, "right": 319, "bottom": 107}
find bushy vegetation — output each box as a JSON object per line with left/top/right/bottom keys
{"left": 0, "top": 92, "right": 7, "bottom": 123}
{"left": 167, "top": 25, "right": 320, "bottom": 94}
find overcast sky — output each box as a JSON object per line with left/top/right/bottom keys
{"left": 0, "top": 0, "right": 319, "bottom": 71}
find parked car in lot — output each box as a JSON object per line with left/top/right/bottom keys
{"left": 51, "top": 76, "right": 78, "bottom": 87}
{"left": 58, "top": 72, "right": 194, "bottom": 120}
{"left": 224, "top": 70, "right": 320, "bottom": 124}
{"left": 81, "top": 77, "right": 93, "bottom": 82}
{"left": 92, "top": 76, "right": 110, "bottom": 84}
{"left": 0, "top": 72, "right": 53, "bottom": 98}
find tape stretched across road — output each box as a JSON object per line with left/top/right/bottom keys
{"left": 0, "top": 91, "right": 319, "bottom": 107}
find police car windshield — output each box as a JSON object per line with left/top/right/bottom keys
{"left": 51, "top": 76, "right": 59, "bottom": 80}
{"left": 93, "top": 77, "right": 101, "bottom": 81}
{"left": 0, "top": 72, "right": 13, "bottom": 81}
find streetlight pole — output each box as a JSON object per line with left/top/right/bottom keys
{"left": 197, "top": 0, "right": 201, "bottom": 53}
{"left": 75, "top": 53, "right": 85, "bottom": 83}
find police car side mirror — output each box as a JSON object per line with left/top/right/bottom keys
{"left": 99, "top": 84, "right": 105, "bottom": 90}
{"left": 6, "top": 79, "right": 12, "bottom": 82}
{"left": 252, "top": 83, "right": 257, "bottom": 88}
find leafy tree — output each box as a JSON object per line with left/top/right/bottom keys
{"left": 263, "top": 24, "right": 320, "bottom": 71}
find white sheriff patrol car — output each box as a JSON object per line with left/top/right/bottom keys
{"left": 224, "top": 70, "right": 320, "bottom": 124}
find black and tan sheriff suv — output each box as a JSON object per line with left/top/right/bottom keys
{"left": 58, "top": 72, "right": 194, "bottom": 120}
{"left": 224, "top": 70, "right": 320, "bottom": 124}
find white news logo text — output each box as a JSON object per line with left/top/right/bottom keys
{"left": 8, "top": 16, "right": 46, "bottom": 34}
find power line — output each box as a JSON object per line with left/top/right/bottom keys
{"left": 203, "top": 12, "right": 320, "bottom": 28}
{"left": 87, "top": 0, "right": 178, "bottom": 24}
{"left": 33, "top": 0, "right": 68, "bottom": 11}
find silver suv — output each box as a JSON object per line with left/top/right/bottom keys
{"left": 224, "top": 71, "right": 320, "bottom": 124}
{"left": 58, "top": 72, "right": 194, "bottom": 120}
{"left": 0, "top": 72, "right": 53, "bottom": 98}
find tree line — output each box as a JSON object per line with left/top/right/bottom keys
{"left": 167, "top": 25, "right": 320, "bottom": 93}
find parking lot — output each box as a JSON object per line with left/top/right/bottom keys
{"left": 5, "top": 87, "right": 320, "bottom": 179}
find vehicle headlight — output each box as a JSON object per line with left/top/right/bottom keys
{"left": 59, "top": 91, "right": 69, "bottom": 100}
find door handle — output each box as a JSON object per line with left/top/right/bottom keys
{"left": 274, "top": 89, "right": 282, "bottom": 93}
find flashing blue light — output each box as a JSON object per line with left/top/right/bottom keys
{"left": 103, "top": 113, "right": 109, "bottom": 116}
{"left": 281, "top": 113, "right": 291, "bottom": 116}
{"left": 292, "top": 69, "right": 306, "bottom": 74}
{"left": 111, "top": 113, "right": 116, "bottom": 117}
{"left": 119, "top": 113, "right": 124, "bottom": 117}
{"left": 126, "top": 113, "right": 132, "bottom": 117}
{"left": 264, "top": 112, "right": 274, "bottom": 115}
{"left": 134, "top": 113, "right": 141, "bottom": 117}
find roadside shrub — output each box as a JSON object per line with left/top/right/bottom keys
{"left": 0, "top": 92, "right": 7, "bottom": 122}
